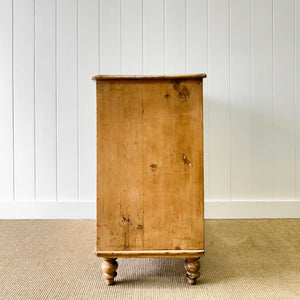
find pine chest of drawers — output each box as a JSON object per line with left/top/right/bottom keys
{"left": 93, "top": 74, "right": 206, "bottom": 285}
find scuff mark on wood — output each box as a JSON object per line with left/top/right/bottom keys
{"left": 178, "top": 86, "right": 190, "bottom": 100}
{"left": 172, "top": 82, "right": 190, "bottom": 101}
{"left": 150, "top": 163, "right": 157, "bottom": 171}
{"left": 122, "top": 215, "right": 132, "bottom": 225}
{"left": 183, "top": 154, "right": 192, "bottom": 167}
{"left": 173, "top": 82, "right": 180, "bottom": 91}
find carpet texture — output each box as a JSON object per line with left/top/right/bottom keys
{"left": 0, "top": 219, "right": 299, "bottom": 299}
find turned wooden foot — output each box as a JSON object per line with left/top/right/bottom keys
{"left": 185, "top": 257, "right": 200, "bottom": 285}
{"left": 101, "top": 258, "right": 118, "bottom": 285}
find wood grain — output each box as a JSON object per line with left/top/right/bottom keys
{"left": 94, "top": 249, "right": 205, "bottom": 258}
{"left": 142, "top": 79, "right": 204, "bottom": 250}
{"left": 93, "top": 74, "right": 206, "bottom": 81}
{"left": 96, "top": 76, "right": 205, "bottom": 253}
{"left": 97, "top": 81, "right": 144, "bottom": 251}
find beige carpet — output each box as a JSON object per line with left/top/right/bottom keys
{"left": 0, "top": 220, "right": 299, "bottom": 299}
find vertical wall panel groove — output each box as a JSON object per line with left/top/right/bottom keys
{"left": 294, "top": 0, "right": 296, "bottom": 200}
{"left": 142, "top": 0, "right": 144, "bottom": 75}
{"left": 251, "top": 0, "right": 274, "bottom": 199}
{"left": 98, "top": 0, "right": 100, "bottom": 74}
{"left": 35, "top": 0, "right": 57, "bottom": 201}
{"left": 13, "top": 0, "right": 35, "bottom": 201}
{"left": 78, "top": 0, "right": 98, "bottom": 201}
{"left": 33, "top": 0, "right": 37, "bottom": 202}
{"left": 228, "top": 0, "right": 231, "bottom": 200}
{"left": 12, "top": 0, "right": 15, "bottom": 202}
{"left": 295, "top": 0, "right": 300, "bottom": 200}
{"left": 250, "top": 0, "right": 253, "bottom": 197}
{"left": 143, "top": 0, "right": 165, "bottom": 75}
{"left": 100, "top": 0, "right": 121, "bottom": 74}
{"left": 272, "top": 0, "right": 275, "bottom": 200}
{"left": 206, "top": 0, "right": 210, "bottom": 198}
{"left": 230, "top": 0, "right": 252, "bottom": 200}
{"left": 165, "top": 0, "right": 186, "bottom": 74}
{"left": 121, "top": 0, "right": 143, "bottom": 74}
{"left": 186, "top": 0, "right": 208, "bottom": 75}
{"left": 207, "top": 0, "right": 230, "bottom": 200}
{"left": 77, "top": 0, "right": 79, "bottom": 202}
{"left": 0, "top": 0, "right": 14, "bottom": 201}
{"left": 119, "top": 0, "right": 123, "bottom": 74}
{"left": 56, "top": 0, "right": 78, "bottom": 201}
{"left": 184, "top": 0, "right": 187, "bottom": 74}
{"left": 55, "top": 0, "right": 58, "bottom": 201}
{"left": 273, "top": 0, "right": 295, "bottom": 200}
{"left": 164, "top": 0, "right": 166, "bottom": 73}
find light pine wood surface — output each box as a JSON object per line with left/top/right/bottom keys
{"left": 96, "top": 76, "right": 204, "bottom": 252}
{"left": 94, "top": 249, "right": 205, "bottom": 258}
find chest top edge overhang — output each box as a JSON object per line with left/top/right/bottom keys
{"left": 92, "top": 74, "right": 207, "bottom": 82}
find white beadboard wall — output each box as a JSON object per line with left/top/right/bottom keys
{"left": 0, "top": 0, "right": 299, "bottom": 219}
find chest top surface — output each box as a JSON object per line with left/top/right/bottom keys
{"left": 92, "top": 74, "right": 206, "bottom": 81}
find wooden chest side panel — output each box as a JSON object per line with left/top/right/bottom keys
{"left": 97, "top": 81, "right": 144, "bottom": 251}
{"left": 96, "top": 79, "right": 204, "bottom": 251}
{"left": 142, "top": 80, "right": 204, "bottom": 250}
